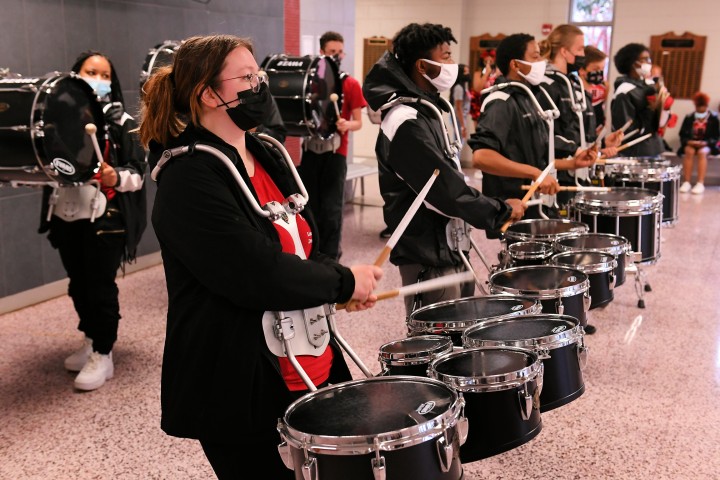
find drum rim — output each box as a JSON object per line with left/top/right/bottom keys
{"left": 428, "top": 346, "right": 543, "bottom": 393}
{"left": 141, "top": 40, "right": 181, "bottom": 82}
{"left": 488, "top": 265, "right": 590, "bottom": 298}
{"left": 553, "top": 233, "right": 631, "bottom": 255}
{"left": 549, "top": 251, "right": 617, "bottom": 274}
{"left": 508, "top": 241, "right": 555, "bottom": 260}
{"left": 279, "top": 375, "right": 463, "bottom": 454}
{"left": 461, "top": 314, "right": 584, "bottom": 351}
{"left": 503, "top": 218, "right": 589, "bottom": 241}
{"left": 378, "top": 335, "right": 454, "bottom": 365}
{"left": 406, "top": 295, "right": 543, "bottom": 332}
{"left": 572, "top": 187, "right": 663, "bottom": 214}
{"left": 608, "top": 164, "right": 681, "bottom": 182}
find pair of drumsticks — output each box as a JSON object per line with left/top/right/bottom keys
{"left": 84, "top": 123, "right": 116, "bottom": 183}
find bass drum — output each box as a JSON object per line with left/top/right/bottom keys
{"left": 261, "top": 54, "right": 340, "bottom": 139}
{"left": 139, "top": 40, "right": 181, "bottom": 92}
{"left": 0, "top": 72, "right": 104, "bottom": 185}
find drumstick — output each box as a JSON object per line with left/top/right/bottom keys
{"left": 522, "top": 185, "right": 611, "bottom": 192}
{"left": 329, "top": 93, "right": 341, "bottom": 118}
{"left": 595, "top": 158, "right": 639, "bottom": 165}
{"left": 85, "top": 123, "right": 104, "bottom": 165}
{"left": 623, "top": 128, "right": 640, "bottom": 140}
{"left": 499, "top": 160, "right": 555, "bottom": 233}
{"left": 618, "top": 119, "right": 633, "bottom": 134}
{"left": 336, "top": 271, "right": 475, "bottom": 310}
{"left": 375, "top": 169, "right": 439, "bottom": 267}
{"left": 616, "top": 133, "right": 653, "bottom": 153}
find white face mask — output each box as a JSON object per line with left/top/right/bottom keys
{"left": 516, "top": 59, "right": 547, "bottom": 86}
{"left": 635, "top": 62, "right": 652, "bottom": 79}
{"left": 421, "top": 59, "right": 459, "bottom": 93}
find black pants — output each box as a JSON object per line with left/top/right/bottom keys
{"left": 297, "top": 149, "right": 347, "bottom": 260}
{"left": 48, "top": 216, "right": 124, "bottom": 354}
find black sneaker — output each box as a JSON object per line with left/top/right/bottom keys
{"left": 584, "top": 324, "right": 597, "bottom": 335}
{"left": 379, "top": 227, "right": 392, "bottom": 239}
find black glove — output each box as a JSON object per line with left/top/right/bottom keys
{"left": 103, "top": 102, "right": 124, "bottom": 125}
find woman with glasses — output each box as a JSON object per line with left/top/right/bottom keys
{"left": 137, "top": 35, "right": 382, "bottom": 479}
{"left": 611, "top": 43, "right": 666, "bottom": 157}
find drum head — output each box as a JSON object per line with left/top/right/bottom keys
{"left": 554, "top": 233, "right": 629, "bottom": 255}
{"left": 285, "top": 376, "right": 456, "bottom": 436}
{"left": 573, "top": 187, "right": 662, "bottom": 213}
{"left": 42, "top": 75, "right": 104, "bottom": 184}
{"left": 489, "top": 265, "right": 589, "bottom": 297}
{"left": 550, "top": 251, "right": 616, "bottom": 274}
{"left": 504, "top": 219, "right": 588, "bottom": 242}
{"left": 430, "top": 347, "right": 540, "bottom": 387}
{"left": 509, "top": 241, "right": 554, "bottom": 260}
{"left": 464, "top": 314, "right": 579, "bottom": 347}
{"left": 379, "top": 335, "right": 453, "bottom": 364}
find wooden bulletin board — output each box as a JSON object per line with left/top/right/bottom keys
{"left": 650, "top": 31, "right": 706, "bottom": 99}
{"left": 363, "top": 36, "right": 392, "bottom": 80}
{"left": 469, "top": 33, "right": 506, "bottom": 76}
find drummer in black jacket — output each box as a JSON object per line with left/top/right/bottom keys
{"left": 363, "top": 22, "right": 526, "bottom": 315}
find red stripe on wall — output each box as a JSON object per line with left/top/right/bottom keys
{"left": 284, "top": 0, "right": 301, "bottom": 163}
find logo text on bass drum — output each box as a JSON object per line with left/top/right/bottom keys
{"left": 275, "top": 60, "right": 304, "bottom": 67}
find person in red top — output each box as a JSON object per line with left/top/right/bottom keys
{"left": 297, "top": 31, "right": 367, "bottom": 260}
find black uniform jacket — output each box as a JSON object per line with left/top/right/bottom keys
{"left": 678, "top": 111, "right": 720, "bottom": 156}
{"left": 363, "top": 51, "right": 511, "bottom": 267}
{"left": 468, "top": 75, "right": 549, "bottom": 202}
{"left": 611, "top": 76, "right": 664, "bottom": 157}
{"left": 151, "top": 124, "right": 355, "bottom": 441}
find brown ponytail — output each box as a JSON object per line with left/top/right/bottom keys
{"left": 541, "top": 24, "right": 584, "bottom": 60}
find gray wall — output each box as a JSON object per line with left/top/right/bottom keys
{"left": 0, "top": 0, "right": 285, "bottom": 298}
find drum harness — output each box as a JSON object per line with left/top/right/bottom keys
{"left": 151, "top": 133, "right": 374, "bottom": 391}
{"left": 302, "top": 70, "right": 346, "bottom": 154}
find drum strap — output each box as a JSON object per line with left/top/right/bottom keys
{"left": 302, "top": 135, "right": 341, "bottom": 154}
{"left": 261, "top": 307, "right": 331, "bottom": 358}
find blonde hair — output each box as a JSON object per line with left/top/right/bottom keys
{"left": 138, "top": 34, "right": 253, "bottom": 148}
{"left": 539, "top": 24, "right": 584, "bottom": 60}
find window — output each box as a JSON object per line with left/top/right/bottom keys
{"left": 570, "top": 0, "right": 615, "bottom": 70}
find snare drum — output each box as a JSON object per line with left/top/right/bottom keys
{"left": 553, "top": 233, "right": 631, "bottom": 287}
{"left": 489, "top": 265, "right": 591, "bottom": 327}
{"left": 277, "top": 376, "right": 467, "bottom": 480}
{"left": 429, "top": 346, "right": 543, "bottom": 461}
{"left": 139, "top": 40, "right": 181, "bottom": 92}
{"left": 508, "top": 241, "right": 555, "bottom": 267}
{"left": 406, "top": 295, "right": 542, "bottom": 347}
{"left": 0, "top": 72, "right": 104, "bottom": 185}
{"left": 261, "top": 54, "right": 341, "bottom": 139}
{"left": 605, "top": 158, "right": 680, "bottom": 226}
{"left": 550, "top": 251, "right": 617, "bottom": 309}
{"left": 463, "top": 314, "right": 587, "bottom": 412}
{"left": 570, "top": 187, "right": 662, "bottom": 265}
{"left": 378, "top": 335, "right": 454, "bottom": 377}
{"left": 503, "top": 218, "right": 589, "bottom": 248}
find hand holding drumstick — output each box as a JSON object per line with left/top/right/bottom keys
{"left": 329, "top": 93, "right": 351, "bottom": 134}
{"left": 85, "top": 123, "right": 118, "bottom": 187}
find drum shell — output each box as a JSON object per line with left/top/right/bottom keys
{"left": 605, "top": 159, "right": 680, "bottom": 226}
{"left": 139, "top": 41, "right": 181, "bottom": 91}
{"left": 503, "top": 219, "right": 589, "bottom": 247}
{"left": 406, "top": 295, "right": 542, "bottom": 347}
{"left": 429, "top": 347, "right": 543, "bottom": 461}
{"left": 378, "top": 335, "right": 454, "bottom": 376}
{"left": 462, "top": 314, "right": 586, "bottom": 412}
{"left": 570, "top": 187, "right": 662, "bottom": 265}
{"left": 279, "top": 376, "right": 464, "bottom": 480}
{"left": 0, "top": 73, "right": 103, "bottom": 185}
{"left": 488, "top": 265, "right": 590, "bottom": 327}
{"left": 550, "top": 251, "right": 617, "bottom": 309}
{"left": 553, "top": 233, "right": 630, "bottom": 287}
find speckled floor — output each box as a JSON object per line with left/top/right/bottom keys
{"left": 1, "top": 173, "right": 719, "bottom": 480}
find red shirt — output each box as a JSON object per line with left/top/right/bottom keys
{"left": 250, "top": 160, "right": 334, "bottom": 391}
{"left": 337, "top": 75, "right": 367, "bottom": 157}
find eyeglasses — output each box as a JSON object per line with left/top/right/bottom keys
{"left": 219, "top": 72, "right": 268, "bottom": 93}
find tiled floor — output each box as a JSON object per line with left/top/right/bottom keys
{"left": 1, "top": 173, "right": 719, "bottom": 479}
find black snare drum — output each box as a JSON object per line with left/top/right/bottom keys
{"left": 462, "top": 314, "right": 587, "bottom": 412}
{"left": 378, "top": 335, "right": 454, "bottom": 376}
{"left": 553, "top": 233, "right": 631, "bottom": 287}
{"left": 139, "top": 40, "right": 181, "bottom": 91}
{"left": 550, "top": 251, "right": 617, "bottom": 309}
{"left": 406, "top": 295, "right": 542, "bottom": 347}
{"left": 277, "top": 376, "right": 467, "bottom": 480}
{"left": 570, "top": 187, "right": 662, "bottom": 265}
{"left": 503, "top": 218, "right": 589, "bottom": 248}
{"left": 429, "top": 346, "right": 543, "bottom": 461}
{"left": 0, "top": 72, "right": 104, "bottom": 185}
{"left": 605, "top": 158, "right": 680, "bottom": 226}
{"left": 261, "top": 54, "right": 341, "bottom": 139}
{"left": 489, "top": 265, "right": 591, "bottom": 327}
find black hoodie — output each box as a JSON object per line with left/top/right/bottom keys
{"left": 363, "top": 51, "right": 511, "bottom": 267}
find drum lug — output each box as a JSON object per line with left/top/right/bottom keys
{"left": 371, "top": 440, "right": 387, "bottom": 480}
{"left": 608, "top": 271, "right": 616, "bottom": 291}
{"left": 301, "top": 453, "right": 318, "bottom": 480}
{"left": 537, "top": 346, "right": 551, "bottom": 360}
{"left": 519, "top": 384, "right": 534, "bottom": 421}
{"left": 276, "top": 440, "right": 294, "bottom": 470}
{"left": 457, "top": 395, "right": 469, "bottom": 446}
{"left": 435, "top": 425, "right": 454, "bottom": 473}
{"left": 583, "top": 292, "right": 591, "bottom": 312}
{"left": 556, "top": 298, "right": 564, "bottom": 315}
{"left": 577, "top": 342, "right": 589, "bottom": 371}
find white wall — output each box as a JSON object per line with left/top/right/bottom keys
{"left": 353, "top": 0, "right": 720, "bottom": 155}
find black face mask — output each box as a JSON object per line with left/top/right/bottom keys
{"left": 331, "top": 54, "right": 342, "bottom": 69}
{"left": 586, "top": 69, "right": 604, "bottom": 85}
{"left": 215, "top": 83, "right": 271, "bottom": 131}
{"left": 567, "top": 55, "right": 586, "bottom": 72}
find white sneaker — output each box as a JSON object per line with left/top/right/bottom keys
{"left": 679, "top": 181, "right": 692, "bottom": 193}
{"left": 73, "top": 352, "right": 113, "bottom": 391}
{"left": 64, "top": 337, "right": 93, "bottom": 372}
{"left": 691, "top": 183, "right": 705, "bottom": 194}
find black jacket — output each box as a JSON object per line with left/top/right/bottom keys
{"left": 611, "top": 76, "right": 664, "bottom": 157}
{"left": 363, "top": 51, "right": 511, "bottom": 267}
{"left": 678, "top": 111, "right": 720, "bottom": 156}
{"left": 151, "top": 124, "right": 354, "bottom": 441}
